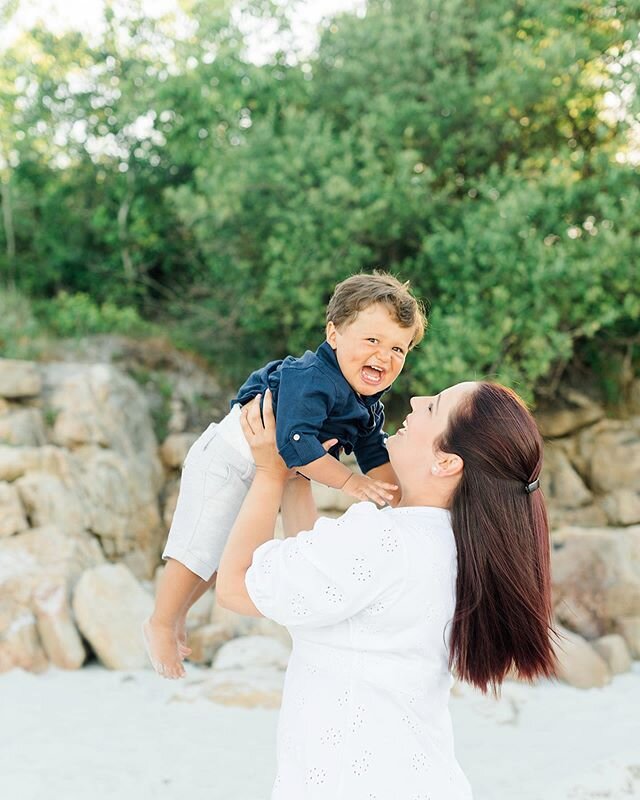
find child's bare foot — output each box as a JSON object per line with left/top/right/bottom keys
{"left": 142, "top": 617, "right": 185, "bottom": 679}
{"left": 175, "top": 615, "right": 192, "bottom": 659}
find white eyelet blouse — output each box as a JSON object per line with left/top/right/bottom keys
{"left": 245, "top": 502, "right": 473, "bottom": 800}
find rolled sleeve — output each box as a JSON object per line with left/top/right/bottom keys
{"left": 275, "top": 366, "right": 337, "bottom": 468}
{"left": 353, "top": 402, "right": 390, "bottom": 473}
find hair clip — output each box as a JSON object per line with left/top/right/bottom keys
{"left": 525, "top": 478, "right": 540, "bottom": 494}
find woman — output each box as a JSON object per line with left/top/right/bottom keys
{"left": 217, "top": 382, "right": 556, "bottom": 799}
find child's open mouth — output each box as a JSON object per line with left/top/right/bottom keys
{"left": 361, "top": 365, "right": 384, "bottom": 386}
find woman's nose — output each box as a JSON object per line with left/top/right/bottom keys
{"left": 410, "top": 396, "right": 419, "bottom": 411}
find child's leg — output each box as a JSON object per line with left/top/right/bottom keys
{"left": 144, "top": 559, "right": 202, "bottom": 679}
{"left": 175, "top": 571, "right": 218, "bottom": 655}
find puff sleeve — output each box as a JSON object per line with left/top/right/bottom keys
{"left": 244, "top": 503, "right": 407, "bottom": 629}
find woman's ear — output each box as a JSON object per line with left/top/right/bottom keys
{"left": 435, "top": 452, "right": 464, "bottom": 478}
{"left": 326, "top": 321, "right": 338, "bottom": 349}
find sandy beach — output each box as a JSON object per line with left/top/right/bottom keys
{"left": 2, "top": 663, "right": 638, "bottom": 800}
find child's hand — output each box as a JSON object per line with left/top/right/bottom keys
{"left": 341, "top": 473, "right": 398, "bottom": 507}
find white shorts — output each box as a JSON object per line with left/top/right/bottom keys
{"left": 162, "top": 406, "right": 256, "bottom": 580}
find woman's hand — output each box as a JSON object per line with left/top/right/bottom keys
{"left": 241, "top": 389, "right": 339, "bottom": 482}
{"left": 240, "top": 390, "right": 289, "bottom": 481}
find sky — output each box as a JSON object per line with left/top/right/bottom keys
{"left": 1, "top": 0, "right": 367, "bottom": 58}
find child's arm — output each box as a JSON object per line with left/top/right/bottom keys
{"left": 366, "top": 462, "right": 401, "bottom": 507}
{"left": 298, "top": 454, "right": 397, "bottom": 507}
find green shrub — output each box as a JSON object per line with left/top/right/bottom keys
{"left": 34, "top": 292, "right": 154, "bottom": 338}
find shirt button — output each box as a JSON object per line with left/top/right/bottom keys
{"left": 292, "top": 433, "right": 301, "bottom": 441}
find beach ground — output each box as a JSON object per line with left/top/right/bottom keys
{"left": 2, "top": 663, "right": 639, "bottom": 800}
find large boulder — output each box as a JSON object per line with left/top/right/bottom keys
{"left": 0, "top": 526, "right": 104, "bottom": 673}
{"left": 592, "top": 634, "right": 632, "bottom": 675}
{"left": 160, "top": 433, "right": 198, "bottom": 470}
{"left": 33, "top": 582, "right": 86, "bottom": 670}
{"left": 536, "top": 390, "right": 604, "bottom": 438}
{"left": 601, "top": 489, "right": 640, "bottom": 526}
{"left": 540, "top": 442, "right": 592, "bottom": 511}
{"left": 0, "top": 359, "right": 41, "bottom": 399}
{"left": 187, "top": 623, "right": 233, "bottom": 664}
{"left": 552, "top": 625, "right": 611, "bottom": 689}
{"left": 45, "top": 364, "right": 161, "bottom": 476}
{"left": 0, "top": 600, "right": 48, "bottom": 674}
{"left": 213, "top": 634, "right": 291, "bottom": 671}
{"left": 0, "top": 408, "right": 47, "bottom": 446}
{"left": 615, "top": 616, "right": 640, "bottom": 658}
{"left": 177, "top": 667, "right": 285, "bottom": 709}
{"left": 552, "top": 525, "right": 640, "bottom": 638}
{"left": 0, "top": 481, "right": 28, "bottom": 537}
{"left": 72, "top": 563, "right": 153, "bottom": 670}
{"left": 574, "top": 418, "right": 640, "bottom": 494}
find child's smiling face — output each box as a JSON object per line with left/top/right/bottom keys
{"left": 326, "top": 303, "right": 416, "bottom": 396}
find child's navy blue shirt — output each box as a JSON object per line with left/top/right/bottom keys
{"left": 232, "top": 341, "right": 390, "bottom": 474}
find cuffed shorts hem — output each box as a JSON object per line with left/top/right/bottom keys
{"left": 161, "top": 547, "right": 216, "bottom": 582}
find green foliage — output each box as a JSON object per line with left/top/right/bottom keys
{"left": 0, "top": 288, "right": 48, "bottom": 358}
{"left": 1, "top": 0, "right": 639, "bottom": 406}
{"left": 34, "top": 292, "right": 154, "bottom": 338}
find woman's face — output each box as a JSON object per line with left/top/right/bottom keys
{"left": 386, "top": 382, "right": 477, "bottom": 479}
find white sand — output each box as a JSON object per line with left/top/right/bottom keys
{"left": 1, "top": 663, "right": 639, "bottom": 800}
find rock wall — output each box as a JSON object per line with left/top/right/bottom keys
{"left": 1, "top": 356, "right": 639, "bottom": 693}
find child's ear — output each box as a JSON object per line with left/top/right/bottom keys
{"left": 326, "top": 321, "right": 338, "bottom": 349}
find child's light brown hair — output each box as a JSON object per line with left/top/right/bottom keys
{"left": 326, "top": 271, "right": 427, "bottom": 348}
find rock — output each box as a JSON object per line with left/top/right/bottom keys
{"left": 160, "top": 433, "right": 198, "bottom": 470}
{"left": 186, "top": 585, "right": 215, "bottom": 628}
{"left": 187, "top": 623, "right": 232, "bottom": 664}
{"left": 210, "top": 596, "right": 291, "bottom": 646}
{"left": 592, "top": 634, "right": 632, "bottom": 675}
{"left": 0, "top": 526, "right": 105, "bottom": 605}
{"left": 615, "top": 616, "right": 640, "bottom": 658}
{"left": 0, "top": 526, "right": 104, "bottom": 672}
{"left": 0, "top": 481, "right": 28, "bottom": 537}
{"left": 72, "top": 563, "right": 153, "bottom": 670}
{"left": 601, "top": 490, "right": 640, "bottom": 526}
{"left": 548, "top": 504, "right": 608, "bottom": 530}
{"left": 10, "top": 449, "right": 164, "bottom": 579}
{"left": 0, "top": 408, "right": 47, "bottom": 446}
{"left": 168, "top": 398, "right": 188, "bottom": 434}
{"left": 0, "top": 444, "right": 73, "bottom": 482}
{"left": 552, "top": 525, "right": 640, "bottom": 637}
{"left": 536, "top": 390, "right": 604, "bottom": 438}
{"left": 177, "top": 667, "right": 284, "bottom": 709}
{"left": 161, "top": 477, "right": 180, "bottom": 530}
{"left": 0, "top": 601, "right": 48, "bottom": 674}
{"left": 575, "top": 418, "right": 640, "bottom": 493}
{"left": 541, "top": 443, "right": 592, "bottom": 510}
{"left": 16, "top": 471, "right": 88, "bottom": 536}
{"left": 74, "top": 446, "right": 165, "bottom": 578}
{"left": 213, "top": 634, "right": 291, "bottom": 671}
{"left": 0, "top": 359, "right": 41, "bottom": 399}
{"left": 552, "top": 625, "right": 611, "bottom": 689}
{"left": 33, "top": 582, "right": 86, "bottom": 670}
{"left": 46, "top": 364, "right": 161, "bottom": 473}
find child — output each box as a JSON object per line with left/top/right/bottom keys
{"left": 144, "top": 272, "right": 426, "bottom": 678}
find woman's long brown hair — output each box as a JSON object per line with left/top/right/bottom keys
{"left": 439, "top": 382, "right": 557, "bottom": 694}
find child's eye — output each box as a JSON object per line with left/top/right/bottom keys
{"left": 367, "top": 338, "right": 378, "bottom": 344}
{"left": 392, "top": 347, "right": 405, "bottom": 355}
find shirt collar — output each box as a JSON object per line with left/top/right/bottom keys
{"left": 316, "top": 341, "right": 388, "bottom": 406}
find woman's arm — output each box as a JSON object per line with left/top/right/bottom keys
{"left": 216, "top": 391, "right": 288, "bottom": 616}
{"left": 281, "top": 475, "right": 319, "bottom": 538}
